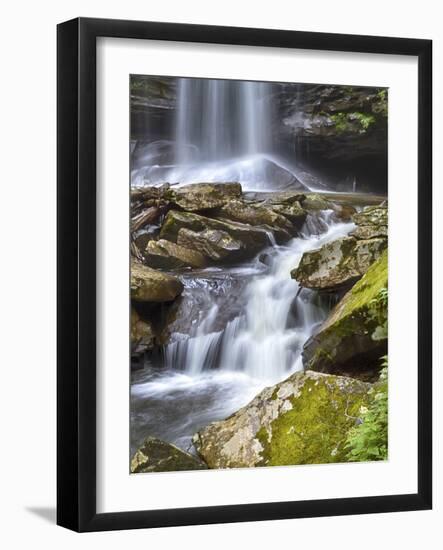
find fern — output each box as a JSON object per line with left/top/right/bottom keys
{"left": 345, "top": 357, "right": 388, "bottom": 461}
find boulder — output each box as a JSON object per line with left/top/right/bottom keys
{"left": 351, "top": 205, "right": 388, "bottom": 240}
{"left": 292, "top": 235, "right": 386, "bottom": 291}
{"left": 217, "top": 199, "right": 294, "bottom": 232}
{"left": 144, "top": 239, "right": 207, "bottom": 269}
{"left": 165, "top": 182, "right": 242, "bottom": 212}
{"left": 131, "top": 437, "right": 208, "bottom": 473}
{"left": 177, "top": 227, "right": 243, "bottom": 262}
{"left": 267, "top": 201, "right": 307, "bottom": 226}
{"left": 131, "top": 261, "right": 184, "bottom": 302}
{"left": 300, "top": 193, "right": 332, "bottom": 211}
{"left": 131, "top": 308, "right": 155, "bottom": 355}
{"left": 302, "top": 250, "right": 388, "bottom": 379}
{"left": 159, "top": 210, "right": 272, "bottom": 257}
{"left": 193, "top": 370, "right": 372, "bottom": 468}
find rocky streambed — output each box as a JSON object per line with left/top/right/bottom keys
{"left": 130, "top": 182, "right": 388, "bottom": 472}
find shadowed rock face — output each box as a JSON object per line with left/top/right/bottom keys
{"left": 193, "top": 370, "right": 372, "bottom": 469}
{"left": 302, "top": 250, "right": 388, "bottom": 380}
{"left": 131, "top": 308, "right": 155, "bottom": 357}
{"left": 131, "top": 437, "right": 208, "bottom": 473}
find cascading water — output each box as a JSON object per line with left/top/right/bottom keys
{"left": 165, "top": 212, "right": 353, "bottom": 384}
{"left": 131, "top": 77, "right": 305, "bottom": 191}
{"left": 131, "top": 213, "right": 356, "bottom": 454}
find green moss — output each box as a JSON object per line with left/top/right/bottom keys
{"left": 330, "top": 111, "right": 376, "bottom": 134}
{"left": 257, "top": 376, "right": 371, "bottom": 466}
{"left": 330, "top": 112, "right": 348, "bottom": 133}
{"left": 341, "top": 250, "right": 388, "bottom": 318}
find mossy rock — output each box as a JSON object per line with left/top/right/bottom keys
{"left": 159, "top": 210, "right": 272, "bottom": 256}
{"left": 302, "top": 250, "right": 388, "bottom": 378}
{"left": 351, "top": 205, "right": 388, "bottom": 240}
{"left": 269, "top": 201, "right": 307, "bottom": 227}
{"left": 217, "top": 199, "right": 294, "bottom": 232}
{"left": 165, "top": 182, "right": 242, "bottom": 212}
{"left": 301, "top": 193, "right": 332, "bottom": 211}
{"left": 177, "top": 227, "right": 243, "bottom": 262}
{"left": 193, "top": 370, "right": 372, "bottom": 468}
{"left": 144, "top": 238, "right": 207, "bottom": 269}
{"left": 131, "top": 260, "right": 184, "bottom": 302}
{"left": 292, "top": 235, "right": 386, "bottom": 291}
{"left": 131, "top": 437, "right": 208, "bottom": 473}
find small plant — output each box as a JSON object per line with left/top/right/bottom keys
{"left": 345, "top": 357, "right": 388, "bottom": 462}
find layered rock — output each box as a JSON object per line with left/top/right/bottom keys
{"left": 165, "top": 182, "right": 242, "bottom": 212}
{"left": 302, "top": 250, "right": 388, "bottom": 379}
{"left": 144, "top": 239, "right": 207, "bottom": 269}
{"left": 217, "top": 199, "right": 294, "bottom": 232}
{"left": 131, "top": 260, "right": 184, "bottom": 302}
{"left": 159, "top": 210, "right": 272, "bottom": 260}
{"left": 131, "top": 437, "right": 208, "bottom": 473}
{"left": 177, "top": 227, "right": 243, "bottom": 262}
{"left": 193, "top": 370, "right": 372, "bottom": 468}
{"left": 351, "top": 205, "right": 388, "bottom": 240}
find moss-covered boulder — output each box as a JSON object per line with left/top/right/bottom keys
{"left": 144, "top": 239, "right": 207, "bottom": 269}
{"left": 351, "top": 205, "right": 388, "bottom": 240}
{"left": 159, "top": 210, "right": 272, "bottom": 258}
{"left": 131, "top": 437, "right": 208, "bottom": 473}
{"left": 131, "top": 261, "right": 183, "bottom": 302}
{"left": 131, "top": 308, "right": 155, "bottom": 355}
{"left": 165, "top": 182, "right": 242, "bottom": 212}
{"left": 193, "top": 370, "right": 372, "bottom": 468}
{"left": 292, "top": 235, "right": 386, "bottom": 291}
{"left": 177, "top": 227, "right": 243, "bottom": 262}
{"left": 302, "top": 250, "right": 388, "bottom": 379}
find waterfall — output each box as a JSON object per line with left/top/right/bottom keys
{"left": 163, "top": 214, "right": 355, "bottom": 384}
{"left": 167, "top": 78, "right": 281, "bottom": 190}
{"left": 175, "top": 78, "right": 271, "bottom": 165}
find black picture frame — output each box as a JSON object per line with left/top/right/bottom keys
{"left": 57, "top": 17, "right": 432, "bottom": 532}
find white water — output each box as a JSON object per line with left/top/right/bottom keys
{"left": 164, "top": 213, "right": 354, "bottom": 385}
{"left": 131, "top": 214, "right": 355, "bottom": 453}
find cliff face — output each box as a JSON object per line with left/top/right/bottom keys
{"left": 130, "top": 76, "right": 388, "bottom": 194}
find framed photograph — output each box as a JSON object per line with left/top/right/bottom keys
{"left": 57, "top": 17, "right": 432, "bottom": 532}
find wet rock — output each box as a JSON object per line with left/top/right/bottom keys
{"left": 217, "top": 199, "right": 293, "bottom": 232}
{"left": 268, "top": 201, "right": 307, "bottom": 226}
{"left": 177, "top": 227, "right": 243, "bottom": 262}
{"left": 131, "top": 308, "right": 155, "bottom": 356}
{"left": 302, "top": 250, "right": 388, "bottom": 378}
{"left": 193, "top": 370, "right": 372, "bottom": 468}
{"left": 159, "top": 210, "right": 271, "bottom": 257}
{"left": 131, "top": 437, "right": 208, "bottom": 473}
{"left": 292, "top": 205, "right": 387, "bottom": 291}
{"left": 351, "top": 205, "right": 388, "bottom": 240}
{"left": 165, "top": 182, "right": 242, "bottom": 212}
{"left": 301, "top": 193, "right": 332, "bottom": 211}
{"left": 292, "top": 235, "right": 386, "bottom": 291}
{"left": 144, "top": 239, "right": 207, "bottom": 269}
{"left": 131, "top": 260, "right": 184, "bottom": 302}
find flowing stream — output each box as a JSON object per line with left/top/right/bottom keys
{"left": 131, "top": 213, "right": 355, "bottom": 455}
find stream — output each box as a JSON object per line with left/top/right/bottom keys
{"left": 130, "top": 212, "right": 355, "bottom": 456}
